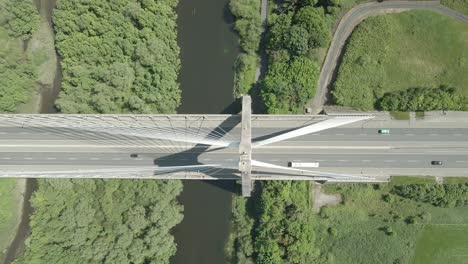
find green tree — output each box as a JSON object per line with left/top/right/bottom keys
{"left": 293, "top": 6, "right": 329, "bottom": 48}
{"left": 3, "top": 0, "right": 40, "bottom": 39}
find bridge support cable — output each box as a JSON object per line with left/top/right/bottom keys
{"left": 0, "top": 115, "right": 237, "bottom": 149}
{"left": 252, "top": 115, "right": 373, "bottom": 148}
{"left": 0, "top": 162, "right": 239, "bottom": 179}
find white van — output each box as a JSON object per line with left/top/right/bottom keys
{"left": 287, "top": 162, "right": 319, "bottom": 168}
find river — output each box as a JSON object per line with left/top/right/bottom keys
{"left": 172, "top": 0, "right": 239, "bottom": 263}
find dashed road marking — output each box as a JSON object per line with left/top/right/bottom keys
{"left": 1, "top": 157, "right": 11, "bottom": 160}
{"left": 384, "top": 160, "right": 395, "bottom": 162}
{"left": 47, "top": 157, "right": 56, "bottom": 160}
{"left": 90, "top": 158, "right": 99, "bottom": 160}
{"left": 408, "top": 160, "right": 417, "bottom": 162}
{"left": 24, "top": 157, "right": 32, "bottom": 160}
{"left": 406, "top": 134, "right": 414, "bottom": 136}
{"left": 456, "top": 161, "right": 466, "bottom": 163}
{"left": 362, "top": 160, "right": 370, "bottom": 162}
{"left": 336, "top": 134, "right": 345, "bottom": 136}
{"left": 111, "top": 158, "right": 121, "bottom": 160}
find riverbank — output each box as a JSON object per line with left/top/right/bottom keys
{"left": 0, "top": 179, "right": 25, "bottom": 264}
{"left": 2, "top": 1, "right": 60, "bottom": 263}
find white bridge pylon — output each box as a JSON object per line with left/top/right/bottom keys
{"left": 0, "top": 96, "right": 374, "bottom": 196}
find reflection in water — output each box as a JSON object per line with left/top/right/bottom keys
{"left": 172, "top": 0, "right": 239, "bottom": 262}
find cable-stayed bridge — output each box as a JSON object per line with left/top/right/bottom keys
{"left": 1, "top": 96, "right": 468, "bottom": 196}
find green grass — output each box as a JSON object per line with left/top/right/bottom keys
{"left": 317, "top": 177, "right": 468, "bottom": 264}
{"left": 441, "top": 0, "right": 468, "bottom": 15}
{"left": 415, "top": 111, "right": 425, "bottom": 119}
{"left": 332, "top": 10, "right": 468, "bottom": 110}
{"left": 390, "top": 176, "right": 436, "bottom": 185}
{"left": 0, "top": 179, "right": 20, "bottom": 259}
{"left": 412, "top": 225, "right": 468, "bottom": 264}
{"left": 444, "top": 177, "right": 468, "bottom": 184}
{"left": 390, "top": 111, "right": 410, "bottom": 120}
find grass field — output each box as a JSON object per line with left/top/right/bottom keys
{"left": 332, "top": 10, "right": 468, "bottom": 110}
{"left": 413, "top": 225, "right": 468, "bottom": 264}
{"left": 316, "top": 176, "right": 468, "bottom": 264}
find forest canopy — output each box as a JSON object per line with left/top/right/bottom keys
{"left": 14, "top": 179, "right": 183, "bottom": 264}
{"left": 53, "top": 0, "right": 181, "bottom": 113}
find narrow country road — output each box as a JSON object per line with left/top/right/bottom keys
{"left": 310, "top": 1, "right": 468, "bottom": 114}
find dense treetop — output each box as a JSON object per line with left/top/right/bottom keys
{"left": 14, "top": 179, "right": 183, "bottom": 264}
{"left": 53, "top": 0, "right": 181, "bottom": 113}
{"left": 2, "top": 0, "right": 40, "bottom": 40}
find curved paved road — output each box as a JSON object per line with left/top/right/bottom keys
{"left": 310, "top": 1, "right": 468, "bottom": 114}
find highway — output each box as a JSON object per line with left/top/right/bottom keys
{"left": 310, "top": 1, "right": 468, "bottom": 113}
{"left": 1, "top": 112, "right": 467, "bottom": 180}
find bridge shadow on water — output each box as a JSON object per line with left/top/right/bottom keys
{"left": 152, "top": 99, "right": 242, "bottom": 194}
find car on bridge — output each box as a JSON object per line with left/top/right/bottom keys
{"left": 431, "top": 161, "right": 443, "bottom": 165}
{"left": 378, "top": 129, "right": 390, "bottom": 134}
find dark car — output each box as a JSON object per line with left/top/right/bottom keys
{"left": 130, "top": 153, "right": 138, "bottom": 158}
{"left": 431, "top": 161, "right": 443, "bottom": 165}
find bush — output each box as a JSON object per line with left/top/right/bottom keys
{"left": 234, "top": 53, "right": 258, "bottom": 97}
{"left": 378, "top": 86, "right": 468, "bottom": 111}
{"left": 262, "top": 56, "right": 319, "bottom": 113}
{"left": 392, "top": 183, "right": 468, "bottom": 207}
{"left": 230, "top": 0, "right": 262, "bottom": 53}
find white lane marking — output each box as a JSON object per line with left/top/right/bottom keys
{"left": 47, "top": 157, "right": 56, "bottom": 160}
{"left": 225, "top": 159, "right": 234, "bottom": 161}
{"left": 90, "top": 158, "right": 99, "bottom": 160}
{"left": 24, "top": 157, "right": 32, "bottom": 160}
{"left": 203, "top": 158, "right": 212, "bottom": 161}
{"left": 336, "top": 134, "right": 345, "bottom": 136}
{"left": 338, "top": 160, "right": 348, "bottom": 162}
{"left": 111, "top": 158, "right": 121, "bottom": 160}
{"left": 384, "top": 160, "right": 395, "bottom": 162}
{"left": 408, "top": 160, "right": 418, "bottom": 163}
{"left": 359, "top": 134, "right": 367, "bottom": 136}
{"left": 68, "top": 157, "right": 77, "bottom": 160}
{"left": 455, "top": 161, "right": 466, "bottom": 163}
{"left": 135, "top": 158, "right": 143, "bottom": 161}
{"left": 454, "top": 134, "right": 462, "bottom": 136}
{"left": 19, "top": 132, "right": 28, "bottom": 135}
{"left": 362, "top": 160, "right": 370, "bottom": 162}
{"left": 430, "top": 134, "right": 438, "bottom": 136}
{"left": 270, "top": 159, "right": 279, "bottom": 162}
{"left": 0, "top": 132, "right": 5, "bottom": 135}
{"left": 41, "top": 132, "right": 50, "bottom": 135}
{"left": 406, "top": 134, "right": 414, "bottom": 136}
{"left": 1, "top": 157, "right": 11, "bottom": 160}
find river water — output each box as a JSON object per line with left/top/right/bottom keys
{"left": 172, "top": 0, "right": 239, "bottom": 263}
